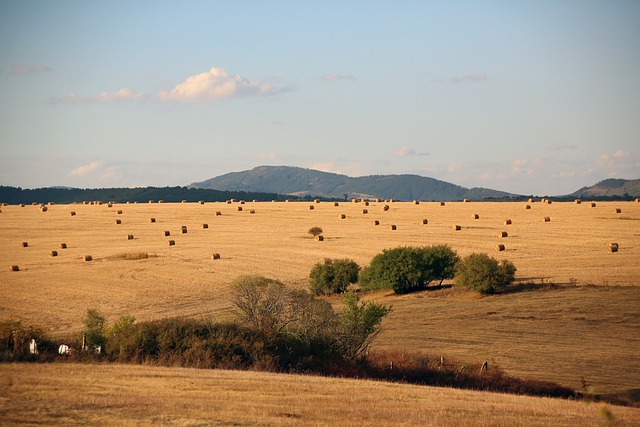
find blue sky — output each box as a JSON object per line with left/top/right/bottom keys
{"left": 1, "top": 1, "right": 638, "bottom": 195}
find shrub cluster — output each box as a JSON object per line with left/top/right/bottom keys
{"left": 359, "top": 245, "right": 459, "bottom": 294}
{"left": 454, "top": 253, "right": 517, "bottom": 294}
{"left": 309, "top": 258, "right": 360, "bottom": 295}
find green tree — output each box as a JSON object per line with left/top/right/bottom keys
{"left": 81, "top": 308, "right": 107, "bottom": 351}
{"left": 308, "top": 226, "right": 323, "bottom": 237}
{"left": 359, "top": 245, "right": 458, "bottom": 294}
{"left": 337, "top": 291, "right": 392, "bottom": 361}
{"left": 454, "top": 253, "right": 517, "bottom": 294}
{"left": 309, "top": 258, "right": 360, "bottom": 295}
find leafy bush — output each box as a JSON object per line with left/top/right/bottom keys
{"left": 309, "top": 258, "right": 360, "bottom": 295}
{"left": 0, "top": 320, "right": 56, "bottom": 360}
{"left": 454, "top": 253, "right": 517, "bottom": 294}
{"left": 359, "top": 245, "right": 459, "bottom": 294}
{"left": 308, "top": 226, "right": 323, "bottom": 237}
{"left": 81, "top": 309, "right": 107, "bottom": 351}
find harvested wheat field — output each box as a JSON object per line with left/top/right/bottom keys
{"left": 1, "top": 200, "right": 639, "bottom": 398}
{"left": 1, "top": 363, "right": 638, "bottom": 427}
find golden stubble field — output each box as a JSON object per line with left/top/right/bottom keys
{"left": 1, "top": 200, "right": 639, "bottom": 396}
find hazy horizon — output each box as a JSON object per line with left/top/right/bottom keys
{"left": 1, "top": 1, "right": 639, "bottom": 195}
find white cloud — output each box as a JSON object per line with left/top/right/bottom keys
{"left": 159, "top": 66, "right": 273, "bottom": 103}
{"left": 549, "top": 143, "right": 579, "bottom": 151}
{"left": 70, "top": 160, "right": 103, "bottom": 177}
{"left": 394, "top": 146, "right": 416, "bottom": 157}
{"left": 11, "top": 63, "right": 51, "bottom": 74}
{"left": 323, "top": 72, "right": 356, "bottom": 81}
{"left": 447, "top": 161, "right": 461, "bottom": 172}
{"left": 49, "top": 88, "right": 143, "bottom": 105}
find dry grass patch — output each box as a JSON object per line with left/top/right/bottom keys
{"left": 106, "top": 252, "right": 155, "bottom": 261}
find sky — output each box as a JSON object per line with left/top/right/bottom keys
{"left": 1, "top": 1, "right": 639, "bottom": 196}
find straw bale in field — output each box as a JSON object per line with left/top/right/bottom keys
{"left": 9, "top": 265, "right": 19, "bottom": 271}
{"left": 472, "top": 214, "right": 479, "bottom": 219}
{"left": 413, "top": 200, "right": 419, "bottom": 205}
{"left": 249, "top": 209, "right": 256, "bottom": 214}
{"left": 198, "top": 201, "right": 205, "bottom": 205}
{"left": 215, "top": 211, "right": 222, "bottom": 216}
{"left": 382, "top": 205, "right": 389, "bottom": 211}
{"left": 389, "top": 224, "right": 397, "bottom": 230}
{"left": 20, "top": 204, "right": 25, "bottom": 207}
{"left": 439, "top": 202, "right": 445, "bottom": 206}
{"left": 373, "top": 220, "right": 380, "bottom": 225}
{"left": 117, "top": 210, "right": 123, "bottom": 214}
{"left": 21, "top": 242, "right": 28, "bottom": 247}
{"left": 237, "top": 206, "right": 243, "bottom": 212}
{"left": 115, "top": 219, "right": 121, "bottom": 224}
{"left": 614, "top": 208, "right": 622, "bottom": 213}
{"left": 181, "top": 226, "right": 187, "bottom": 233}
{"left": 59, "top": 243, "right": 67, "bottom": 249}
{"left": 575, "top": 199, "right": 582, "bottom": 204}
{"left": 182, "top": 200, "right": 187, "bottom": 203}
{"left": 150, "top": 218, "right": 156, "bottom": 223}
{"left": 609, "top": 243, "right": 619, "bottom": 253}
{"left": 148, "top": 200, "right": 154, "bottom": 203}
{"left": 499, "top": 231, "right": 508, "bottom": 238}
{"left": 334, "top": 202, "right": 339, "bottom": 206}
{"left": 212, "top": 253, "right": 221, "bottom": 260}
{"left": 362, "top": 209, "right": 368, "bottom": 214}
{"left": 314, "top": 199, "right": 320, "bottom": 203}
{"left": 309, "top": 205, "right": 314, "bottom": 210}
{"left": 524, "top": 204, "right": 531, "bottom": 209}
{"left": 50, "top": 251, "right": 58, "bottom": 257}
{"left": 339, "top": 214, "right": 346, "bottom": 219}
{"left": 496, "top": 244, "right": 506, "bottom": 252}
{"left": 70, "top": 211, "right": 76, "bottom": 216}
{"left": 202, "top": 223, "right": 209, "bottom": 229}
{"left": 127, "top": 234, "right": 134, "bottom": 240}
{"left": 591, "top": 202, "right": 597, "bottom": 207}
{"left": 543, "top": 216, "right": 551, "bottom": 222}
{"left": 168, "top": 240, "right": 175, "bottom": 246}
{"left": 315, "top": 235, "right": 324, "bottom": 241}
{"left": 422, "top": 219, "right": 428, "bottom": 224}
{"left": 363, "top": 201, "right": 369, "bottom": 206}
{"left": 453, "top": 225, "right": 461, "bottom": 231}
{"left": 40, "top": 206, "right": 48, "bottom": 212}
{"left": 163, "top": 231, "right": 170, "bottom": 236}
{"left": 83, "top": 255, "right": 92, "bottom": 262}
{"left": 504, "top": 219, "right": 512, "bottom": 225}
{"left": 464, "top": 199, "right": 469, "bottom": 202}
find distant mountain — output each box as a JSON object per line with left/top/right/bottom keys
{"left": 189, "top": 166, "right": 518, "bottom": 201}
{"left": 569, "top": 178, "right": 640, "bottom": 199}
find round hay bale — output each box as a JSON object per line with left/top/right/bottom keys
{"left": 382, "top": 205, "right": 389, "bottom": 211}
{"left": 499, "top": 231, "right": 508, "bottom": 238}
{"left": 339, "top": 214, "right": 346, "bottom": 219}
{"left": 453, "top": 225, "right": 461, "bottom": 231}
{"left": 70, "top": 211, "right": 76, "bottom": 216}
{"left": 362, "top": 209, "right": 368, "bottom": 214}
{"left": 591, "top": 202, "right": 597, "bottom": 207}
{"left": 529, "top": 198, "right": 535, "bottom": 203}
{"left": 362, "top": 201, "right": 369, "bottom": 206}
{"left": 249, "top": 209, "right": 256, "bottom": 214}
{"left": 504, "top": 219, "right": 512, "bottom": 225}
{"left": 181, "top": 226, "right": 187, "bottom": 234}
{"left": 202, "top": 223, "right": 208, "bottom": 229}
{"left": 9, "top": 265, "right": 20, "bottom": 272}
{"left": 168, "top": 240, "right": 175, "bottom": 246}
{"left": 182, "top": 200, "right": 187, "bottom": 203}
{"left": 575, "top": 199, "right": 582, "bottom": 204}
{"left": 198, "top": 201, "right": 205, "bottom": 205}
{"left": 309, "top": 205, "right": 314, "bottom": 210}
{"left": 373, "top": 220, "right": 380, "bottom": 225}
{"left": 107, "top": 203, "right": 113, "bottom": 208}
{"left": 163, "top": 231, "right": 171, "bottom": 236}
{"left": 543, "top": 216, "right": 551, "bottom": 222}
{"left": 546, "top": 200, "right": 553, "bottom": 205}
{"left": 334, "top": 202, "right": 339, "bottom": 206}
{"left": 212, "top": 253, "right": 221, "bottom": 260}
{"left": 472, "top": 214, "right": 479, "bottom": 219}
{"left": 226, "top": 200, "right": 232, "bottom": 204}
{"left": 20, "top": 204, "right": 25, "bottom": 207}
{"left": 117, "top": 210, "right": 123, "bottom": 214}
{"left": 636, "top": 198, "right": 640, "bottom": 203}
{"left": 40, "top": 206, "right": 48, "bottom": 212}
{"left": 614, "top": 208, "right": 622, "bottom": 213}
{"left": 463, "top": 199, "right": 470, "bottom": 202}
{"left": 59, "top": 243, "right": 67, "bottom": 249}
{"left": 496, "top": 244, "right": 506, "bottom": 252}
{"left": 115, "top": 219, "right": 122, "bottom": 224}
{"left": 439, "top": 202, "right": 445, "bottom": 206}
{"left": 524, "top": 204, "right": 531, "bottom": 209}
{"left": 127, "top": 234, "right": 134, "bottom": 240}
{"left": 150, "top": 218, "right": 156, "bottom": 223}
{"left": 215, "top": 211, "right": 222, "bottom": 216}
{"left": 315, "top": 235, "right": 324, "bottom": 241}
{"left": 609, "top": 243, "right": 619, "bottom": 253}
{"left": 389, "top": 199, "right": 395, "bottom": 203}
{"left": 83, "top": 255, "right": 92, "bottom": 262}
{"left": 422, "top": 219, "right": 428, "bottom": 225}
{"left": 21, "top": 242, "right": 28, "bottom": 248}
{"left": 148, "top": 200, "right": 154, "bottom": 203}
{"left": 413, "top": 200, "right": 419, "bottom": 205}
{"left": 48, "top": 202, "right": 54, "bottom": 206}
{"left": 352, "top": 199, "right": 358, "bottom": 203}
{"left": 50, "top": 250, "right": 58, "bottom": 257}
{"left": 237, "top": 206, "right": 243, "bottom": 212}
{"left": 389, "top": 224, "right": 397, "bottom": 230}
{"left": 252, "top": 200, "right": 257, "bottom": 203}
{"left": 314, "top": 199, "right": 320, "bottom": 204}
{"left": 240, "top": 201, "right": 245, "bottom": 205}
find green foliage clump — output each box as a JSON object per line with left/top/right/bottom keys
{"left": 309, "top": 258, "right": 360, "bottom": 295}
{"left": 337, "top": 291, "right": 392, "bottom": 362}
{"left": 81, "top": 309, "right": 107, "bottom": 351}
{"left": 359, "top": 245, "right": 459, "bottom": 294}
{"left": 454, "top": 253, "right": 517, "bottom": 294}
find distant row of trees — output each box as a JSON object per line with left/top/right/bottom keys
{"left": 309, "top": 245, "right": 517, "bottom": 296}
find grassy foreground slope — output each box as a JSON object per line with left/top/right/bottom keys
{"left": 1, "top": 363, "right": 639, "bottom": 427}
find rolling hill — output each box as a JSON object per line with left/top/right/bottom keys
{"left": 189, "top": 166, "right": 518, "bottom": 201}
{"left": 569, "top": 178, "right": 640, "bottom": 199}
